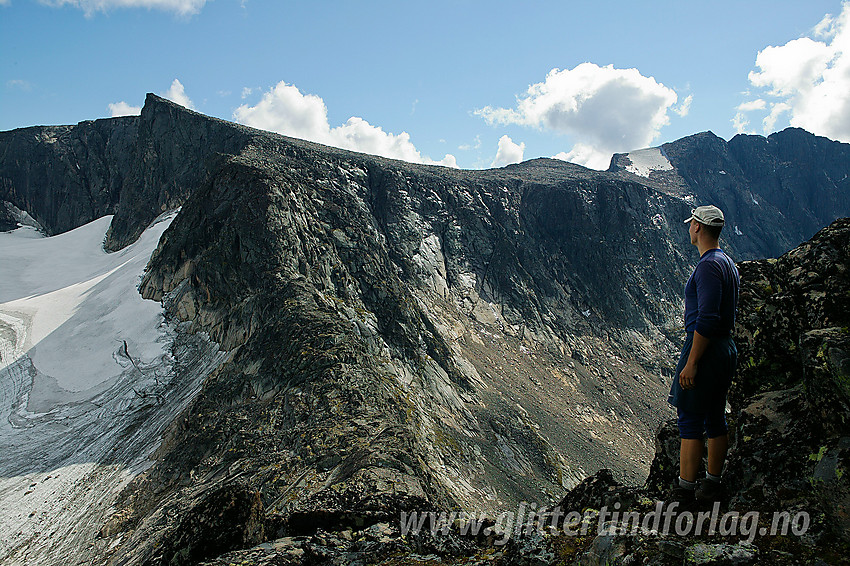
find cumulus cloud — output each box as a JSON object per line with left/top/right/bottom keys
{"left": 737, "top": 3, "right": 850, "bottom": 140}
{"left": 732, "top": 99, "right": 767, "bottom": 134}
{"left": 490, "top": 135, "right": 525, "bottom": 167}
{"left": 233, "top": 81, "right": 457, "bottom": 167}
{"left": 108, "top": 101, "right": 142, "bottom": 117}
{"left": 762, "top": 102, "right": 792, "bottom": 134}
{"left": 475, "top": 63, "right": 680, "bottom": 170}
{"left": 552, "top": 143, "right": 611, "bottom": 170}
{"left": 162, "top": 79, "right": 194, "bottom": 109}
{"left": 738, "top": 99, "right": 767, "bottom": 112}
{"left": 38, "top": 0, "right": 206, "bottom": 16}
{"left": 673, "top": 94, "right": 693, "bottom": 117}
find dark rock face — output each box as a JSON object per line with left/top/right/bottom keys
{"left": 722, "top": 219, "right": 850, "bottom": 545}
{"left": 0, "top": 201, "right": 16, "bottom": 232}
{"left": 158, "top": 483, "right": 265, "bottom": 566}
{"left": 0, "top": 116, "right": 137, "bottom": 235}
{"left": 730, "top": 218, "right": 850, "bottom": 414}
{"left": 611, "top": 128, "right": 850, "bottom": 260}
{"left": 103, "top": 95, "right": 257, "bottom": 251}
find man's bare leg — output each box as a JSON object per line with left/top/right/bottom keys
{"left": 706, "top": 434, "right": 728, "bottom": 476}
{"left": 680, "top": 438, "right": 704, "bottom": 482}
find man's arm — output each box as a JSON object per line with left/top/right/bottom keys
{"left": 680, "top": 330, "right": 710, "bottom": 390}
{"left": 680, "top": 262, "right": 723, "bottom": 390}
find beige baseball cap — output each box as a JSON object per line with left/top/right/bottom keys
{"left": 684, "top": 205, "right": 725, "bottom": 226}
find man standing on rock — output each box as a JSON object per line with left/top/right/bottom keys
{"left": 669, "top": 205, "right": 740, "bottom": 506}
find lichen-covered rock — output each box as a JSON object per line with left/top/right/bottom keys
{"left": 644, "top": 419, "right": 680, "bottom": 497}
{"left": 731, "top": 218, "right": 850, "bottom": 414}
{"left": 684, "top": 541, "right": 758, "bottom": 565}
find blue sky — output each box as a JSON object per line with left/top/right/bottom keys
{"left": 2, "top": 0, "right": 848, "bottom": 169}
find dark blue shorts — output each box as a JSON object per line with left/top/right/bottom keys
{"left": 677, "top": 406, "right": 728, "bottom": 439}
{"left": 668, "top": 332, "right": 736, "bottom": 415}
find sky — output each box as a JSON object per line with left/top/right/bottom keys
{"left": 2, "top": 0, "right": 849, "bottom": 170}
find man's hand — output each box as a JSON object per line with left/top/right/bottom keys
{"left": 679, "top": 362, "right": 697, "bottom": 390}
{"left": 680, "top": 331, "right": 710, "bottom": 391}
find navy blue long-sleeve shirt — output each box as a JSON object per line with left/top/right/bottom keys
{"left": 684, "top": 248, "right": 740, "bottom": 338}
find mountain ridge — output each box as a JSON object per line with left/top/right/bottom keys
{"left": 4, "top": 94, "right": 850, "bottom": 260}
{"left": 1, "top": 95, "right": 850, "bottom": 564}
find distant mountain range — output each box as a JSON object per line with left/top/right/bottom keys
{"left": 1, "top": 95, "right": 849, "bottom": 565}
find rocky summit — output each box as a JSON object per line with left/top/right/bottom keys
{"left": 0, "top": 94, "right": 849, "bottom": 565}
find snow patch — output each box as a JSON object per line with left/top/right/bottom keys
{"left": 0, "top": 210, "right": 228, "bottom": 565}
{"left": 0, "top": 214, "right": 171, "bottom": 407}
{"left": 622, "top": 147, "right": 673, "bottom": 178}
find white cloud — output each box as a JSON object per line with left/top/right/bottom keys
{"left": 740, "top": 2, "right": 850, "bottom": 140}
{"left": 38, "top": 0, "right": 206, "bottom": 16}
{"left": 813, "top": 12, "right": 837, "bottom": 39}
{"left": 731, "top": 114, "right": 749, "bottom": 135}
{"left": 732, "top": 99, "right": 767, "bottom": 134}
{"left": 737, "top": 99, "right": 767, "bottom": 112}
{"left": 475, "top": 63, "right": 679, "bottom": 170}
{"left": 0, "top": 0, "right": 11, "bottom": 7}
{"left": 748, "top": 38, "right": 832, "bottom": 97}
{"left": 162, "top": 79, "right": 194, "bottom": 109}
{"left": 241, "top": 87, "right": 253, "bottom": 99}
{"left": 233, "top": 81, "right": 457, "bottom": 167}
{"left": 762, "top": 102, "right": 792, "bottom": 134}
{"left": 490, "top": 135, "right": 525, "bottom": 167}
{"left": 108, "top": 101, "right": 142, "bottom": 117}
{"left": 673, "top": 94, "right": 693, "bottom": 117}
{"left": 552, "top": 143, "right": 612, "bottom": 170}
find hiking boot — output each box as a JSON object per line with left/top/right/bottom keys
{"left": 695, "top": 478, "right": 724, "bottom": 503}
{"left": 667, "top": 481, "right": 696, "bottom": 511}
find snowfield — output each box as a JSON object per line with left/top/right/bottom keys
{"left": 623, "top": 147, "right": 674, "bottom": 178}
{"left": 0, "top": 211, "right": 228, "bottom": 565}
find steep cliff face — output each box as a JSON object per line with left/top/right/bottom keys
{"left": 611, "top": 128, "right": 850, "bottom": 260}
{"left": 140, "top": 218, "right": 850, "bottom": 566}
{"left": 0, "top": 116, "right": 137, "bottom": 235}
{"left": 102, "top": 95, "right": 257, "bottom": 252}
